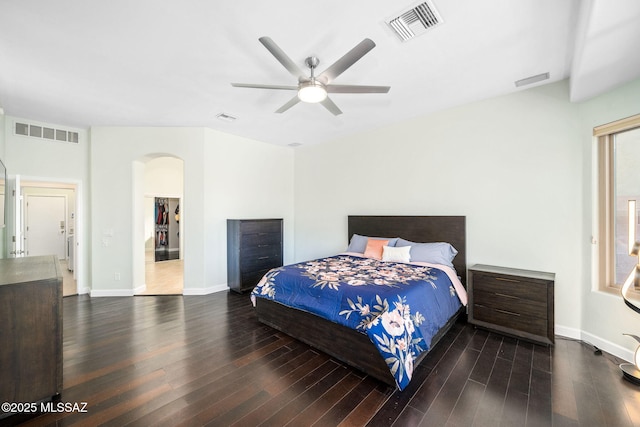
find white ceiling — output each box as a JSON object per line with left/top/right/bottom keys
{"left": 1, "top": 0, "right": 639, "bottom": 147}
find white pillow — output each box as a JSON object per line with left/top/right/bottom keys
{"left": 382, "top": 245, "right": 411, "bottom": 263}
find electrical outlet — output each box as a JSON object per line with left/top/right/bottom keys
{"left": 114, "top": 273, "right": 120, "bottom": 281}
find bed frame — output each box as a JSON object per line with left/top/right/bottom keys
{"left": 254, "top": 215, "right": 467, "bottom": 386}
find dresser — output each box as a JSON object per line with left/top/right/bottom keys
{"left": 0, "top": 256, "right": 63, "bottom": 414}
{"left": 227, "top": 219, "right": 283, "bottom": 293}
{"left": 468, "top": 264, "right": 555, "bottom": 345}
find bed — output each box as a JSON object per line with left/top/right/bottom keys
{"left": 251, "top": 215, "right": 467, "bottom": 389}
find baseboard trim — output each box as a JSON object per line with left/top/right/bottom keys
{"left": 580, "top": 330, "right": 634, "bottom": 363}
{"left": 556, "top": 324, "right": 634, "bottom": 363}
{"left": 555, "top": 325, "right": 581, "bottom": 340}
{"left": 90, "top": 288, "right": 135, "bottom": 297}
{"left": 182, "top": 283, "right": 228, "bottom": 295}
{"left": 89, "top": 284, "right": 228, "bottom": 297}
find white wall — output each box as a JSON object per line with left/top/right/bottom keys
{"left": 2, "top": 116, "right": 89, "bottom": 289}
{"left": 3, "top": 75, "right": 638, "bottom": 361}
{"left": 0, "top": 112, "right": 5, "bottom": 156}
{"left": 294, "top": 80, "right": 584, "bottom": 344}
{"left": 144, "top": 156, "right": 184, "bottom": 195}
{"left": 202, "top": 128, "right": 295, "bottom": 290}
{"left": 90, "top": 127, "right": 206, "bottom": 295}
{"left": 0, "top": 112, "right": 6, "bottom": 258}
{"left": 293, "top": 77, "right": 640, "bottom": 361}
{"left": 89, "top": 126, "right": 294, "bottom": 295}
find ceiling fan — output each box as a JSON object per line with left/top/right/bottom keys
{"left": 231, "top": 37, "right": 390, "bottom": 116}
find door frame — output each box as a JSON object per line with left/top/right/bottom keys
{"left": 17, "top": 176, "right": 86, "bottom": 294}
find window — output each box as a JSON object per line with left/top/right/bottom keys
{"left": 596, "top": 114, "right": 640, "bottom": 293}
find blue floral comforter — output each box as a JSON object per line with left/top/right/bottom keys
{"left": 250, "top": 254, "right": 462, "bottom": 390}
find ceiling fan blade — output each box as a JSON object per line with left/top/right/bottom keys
{"left": 317, "top": 38, "right": 376, "bottom": 84}
{"left": 259, "top": 37, "right": 305, "bottom": 80}
{"left": 320, "top": 97, "right": 343, "bottom": 116}
{"left": 275, "top": 95, "right": 301, "bottom": 114}
{"left": 326, "top": 84, "right": 390, "bottom": 94}
{"left": 231, "top": 83, "right": 298, "bottom": 91}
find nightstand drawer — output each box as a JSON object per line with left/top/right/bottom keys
{"left": 473, "top": 289, "right": 547, "bottom": 319}
{"left": 471, "top": 272, "right": 547, "bottom": 303}
{"left": 472, "top": 304, "right": 548, "bottom": 337}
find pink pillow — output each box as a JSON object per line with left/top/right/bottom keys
{"left": 364, "top": 239, "right": 389, "bottom": 260}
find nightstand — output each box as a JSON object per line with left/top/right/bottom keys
{"left": 468, "top": 264, "right": 555, "bottom": 345}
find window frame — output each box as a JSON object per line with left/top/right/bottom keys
{"left": 595, "top": 114, "right": 640, "bottom": 295}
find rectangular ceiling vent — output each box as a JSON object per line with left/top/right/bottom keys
{"left": 215, "top": 113, "right": 237, "bottom": 123}
{"left": 387, "top": 1, "right": 443, "bottom": 42}
{"left": 14, "top": 121, "right": 79, "bottom": 143}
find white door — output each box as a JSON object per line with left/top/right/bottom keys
{"left": 25, "top": 195, "right": 66, "bottom": 259}
{"left": 5, "top": 174, "right": 24, "bottom": 257}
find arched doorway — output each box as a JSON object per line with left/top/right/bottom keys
{"left": 135, "top": 155, "right": 184, "bottom": 295}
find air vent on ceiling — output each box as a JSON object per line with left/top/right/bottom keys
{"left": 387, "top": 1, "right": 443, "bottom": 42}
{"left": 14, "top": 121, "right": 79, "bottom": 143}
{"left": 515, "top": 72, "right": 550, "bottom": 88}
{"left": 216, "top": 113, "right": 237, "bottom": 123}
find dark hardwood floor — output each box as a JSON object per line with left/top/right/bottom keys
{"left": 5, "top": 291, "right": 639, "bottom": 426}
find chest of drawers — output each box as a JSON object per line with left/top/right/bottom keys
{"left": 227, "top": 219, "right": 283, "bottom": 293}
{"left": 0, "top": 256, "right": 63, "bottom": 414}
{"left": 468, "top": 264, "right": 555, "bottom": 345}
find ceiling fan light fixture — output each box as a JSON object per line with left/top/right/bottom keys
{"left": 298, "top": 81, "right": 327, "bottom": 103}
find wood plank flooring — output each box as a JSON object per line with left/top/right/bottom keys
{"left": 6, "top": 291, "right": 640, "bottom": 426}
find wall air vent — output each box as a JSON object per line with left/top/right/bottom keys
{"left": 387, "top": 1, "right": 443, "bottom": 42}
{"left": 14, "top": 121, "right": 79, "bottom": 143}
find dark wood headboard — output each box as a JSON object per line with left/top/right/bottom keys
{"left": 348, "top": 215, "right": 467, "bottom": 287}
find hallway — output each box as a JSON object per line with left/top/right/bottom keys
{"left": 60, "top": 259, "right": 77, "bottom": 296}
{"left": 139, "top": 255, "right": 183, "bottom": 295}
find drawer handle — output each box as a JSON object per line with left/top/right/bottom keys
{"left": 494, "top": 292, "right": 520, "bottom": 300}
{"left": 495, "top": 308, "right": 521, "bottom": 317}
{"left": 258, "top": 256, "right": 270, "bottom": 260}
{"left": 495, "top": 277, "right": 520, "bottom": 283}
